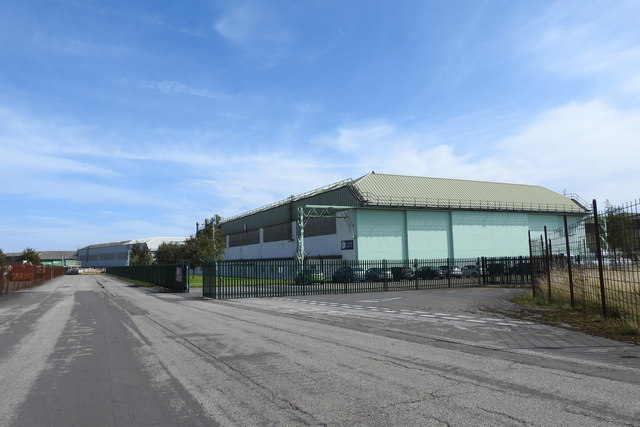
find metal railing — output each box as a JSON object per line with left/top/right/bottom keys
{"left": 202, "top": 256, "right": 533, "bottom": 299}
{"left": 359, "top": 192, "right": 585, "bottom": 214}
{"left": 106, "top": 262, "right": 190, "bottom": 292}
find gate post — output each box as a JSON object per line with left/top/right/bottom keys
{"left": 544, "top": 226, "right": 552, "bottom": 302}
{"left": 481, "top": 257, "right": 487, "bottom": 286}
{"left": 563, "top": 215, "right": 575, "bottom": 308}
{"left": 383, "top": 259, "right": 388, "bottom": 292}
{"left": 592, "top": 200, "right": 608, "bottom": 317}
{"left": 202, "top": 257, "right": 214, "bottom": 298}
{"left": 528, "top": 230, "right": 535, "bottom": 297}
{"left": 182, "top": 260, "right": 189, "bottom": 292}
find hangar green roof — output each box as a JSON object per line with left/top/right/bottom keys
{"left": 222, "top": 173, "right": 587, "bottom": 226}
{"left": 352, "top": 173, "right": 586, "bottom": 214}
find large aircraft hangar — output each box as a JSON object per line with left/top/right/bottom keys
{"left": 220, "top": 173, "right": 587, "bottom": 261}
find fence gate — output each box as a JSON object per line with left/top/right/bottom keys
{"left": 203, "top": 259, "right": 216, "bottom": 298}
{"left": 200, "top": 257, "right": 534, "bottom": 300}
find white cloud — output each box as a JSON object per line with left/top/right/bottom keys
{"left": 0, "top": 108, "right": 118, "bottom": 192}
{"left": 494, "top": 100, "right": 640, "bottom": 204}
{"left": 313, "top": 119, "right": 503, "bottom": 182}
{"left": 313, "top": 100, "right": 640, "bottom": 206}
{"left": 214, "top": 6, "right": 261, "bottom": 44}
{"left": 3, "top": 95, "right": 637, "bottom": 251}
{"left": 534, "top": 26, "right": 640, "bottom": 78}
{"left": 214, "top": 4, "right": 291, "bottom": 46}
{"left": 1, "top": 145, "right": 115, "bottom": 179}
{"left": 0, "top": 106, "right": 198, "bottom": 208}
{"left": 521, "top": 1, "right": 640, "bottom": 98}
{"left": 213, "top": 1, "right": 294, "bottom": 63}
{"left": 196, "top": 150, "right": 343, "bottom": 218}
{"left": 137, "top": 80, "right": 226, "bottom": 100}
{"left": 0, "top": 107, "right": 107, "bottom": 157}
{"left": 32, "top": 32, "right": 130, "bottom": 57}
{"left": 321, "top": 121, "right": 397, "bottom": 153}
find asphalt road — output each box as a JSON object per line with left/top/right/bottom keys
{"left": 1, "top": 274, "right": 639, "bottom": 426}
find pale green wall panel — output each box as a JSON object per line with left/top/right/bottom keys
{"left": 355, "top": 208, "right": 580, "bottom": 260}
{"left": 528, "top": 214, "right": 583, "bottom": 254}
{"left": 356, "top": 210, "right": 406, "bottom": 260}
{"left": 452, "top": 211, "right": 530, "bottom": 257}
{"left": 406, "top": 211, "right": 451, "bottom": 259}
{"left": 528, "top": 214, "right": 564, "bottom": 235}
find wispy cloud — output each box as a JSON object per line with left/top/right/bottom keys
{"left": 1, "top": 145, "right": 115, "bottom": 179}
{"left": 3, "top": 0, "right": 639, "bottom": 253}
{"left": 137, "top": 80, "right": 226, "bottom": 100}
{"left": 32, "top": 32, "right": 131, "bottom": 57}
{"left": 214, "top": 3, "right": 291, "bottom": 45}
{"left": 494, "top": 100, "right": 640, "bottom": 203}
{"left": 313, "top": 99, "right": 640, "bottom": 205}
{"left": 213, "top": 1, "right": 294, "bottom": 63}
{"left": 521, "top": 1, "right": 640, "bottom": 97}
{"left": 0, "top": 106, "right": 194, "bottom": 208}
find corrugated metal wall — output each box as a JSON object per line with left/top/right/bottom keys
{"left": 222, "top": 186, "right": 359, "bottom": 235}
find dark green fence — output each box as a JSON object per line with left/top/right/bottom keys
{"left": 107, "top": 261, "right": 189, "bottom": 292}
{"left": 202, "top": 257, "right": 532, "bottom": 299}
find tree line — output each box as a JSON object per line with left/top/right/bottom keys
{"left": 1, "top": 215, "right": 226, "bottom": 270}
{"left": 129, "top": 215, "right": 226, "bottom": 268}
{"left": 0, "top": 247, "right": 41, "bottom": 266}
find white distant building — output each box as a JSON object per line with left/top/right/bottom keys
{"left": 76, "top": 237, "right": 186, "bottom": 267}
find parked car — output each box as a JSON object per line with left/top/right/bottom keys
{"left": 332, "top": 266, "right": 365, "bottom": 282}
{"left": 294, "top": 269, "right": 325, "bottom": 285}
{"left": 487, "top": 263, "right": 505, "bottom": 276}
{"left": 415, "top": 266, "right": 438, "bottom": 279}
{"left": 437, "top": 265, "right": 462, "bottom": 278}
{"left": 461, "top": 265, "right": 483, "bottom": 277}
{"left": 390, "top": 267, "right": 415, "bottom": 280}
{"left": 508, "top": 263, "right": 531, "bottom": 275}
{"left": 365, "top": 268, "right": 393, "bottom": 281}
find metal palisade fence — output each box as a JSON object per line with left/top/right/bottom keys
{"left": 530, "top": 199, "right": 640, "bottom": 329}
{"left": 107, "top": 261, "right": 190, "bottom": 292}
{"left": 202, "top": 256, "right": 533, "bottom": 299}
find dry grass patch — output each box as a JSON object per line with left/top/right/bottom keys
{"left": 538, "top": 267, "right": 640, "bottom": 331}
{"left": 506, "top": 293, "right": 640, "bottom": 344}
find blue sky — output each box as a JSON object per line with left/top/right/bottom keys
{"left": 1, "top": 0, "right": 639, "bottom": 252}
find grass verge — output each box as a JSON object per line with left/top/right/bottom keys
{"left": 503, "top": 294, "right": 639, "bottom": 345}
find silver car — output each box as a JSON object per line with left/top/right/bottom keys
{"left": 461, "top": 265, "right": 483, "bottom": 277}
{"left": 365, "top": 268, "right": 393, "bottom": 281}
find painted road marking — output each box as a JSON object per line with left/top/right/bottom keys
{"left": 356, "top": 297, "right": 403, "bottom": 303}
{"left": 277, "top": 298, "right": 532, "bottom": 327}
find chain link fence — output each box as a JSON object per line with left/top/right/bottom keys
{"left": 530, "top": 199, "right": 640, "bottom": 329}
